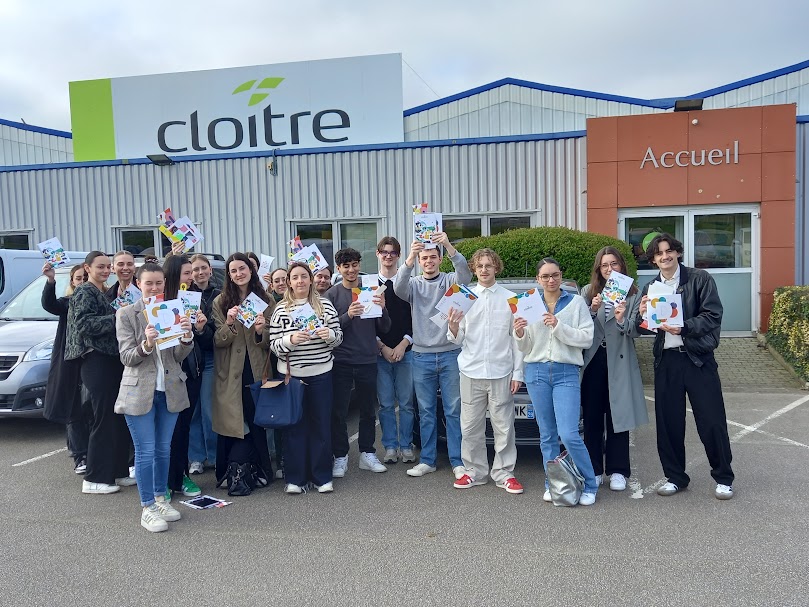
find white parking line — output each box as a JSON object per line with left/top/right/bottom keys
{"left": 12, "top": 447, "right": 67, "bottom": 467}
{"left": 641, "top": 393, "right": 809, "bottom": 494}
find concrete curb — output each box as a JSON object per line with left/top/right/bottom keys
{"left": 756, "top": 333, "right": 809, "bottom": 391}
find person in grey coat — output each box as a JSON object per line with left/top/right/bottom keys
{"left": 580, "top": 247, "right": 649, "bottom": 492}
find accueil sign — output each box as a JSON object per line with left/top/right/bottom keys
{"left": 640, "top": 141, "right": 739, "bottom": 169}
{"left": 69, "top": 53, "right": 404, "bottom": 162}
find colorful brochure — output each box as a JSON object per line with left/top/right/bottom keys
{"left": 413, "top": 204, "right": 442, "bottom": 250}
{"left": 158, "top": 207, "right": 203, "bottom": 253}
{"left": 361, "top": 274, "right": 379, "bottom": 288}
{"left": 352, "top": 286, "right": 383, "bottom": 319}
{"left": 257, "top": 254, "right": 276, "bottom": 289}
{"left": 111, "top": 284, "right": 143, "bottom": 310}
{"left": 236, "top": 292, "right": 269, "bottom": 329}
{"left": 179, "top": 290, "right": 202, "bottom": 323}
{"left": 507, "top": 288, "right": 548, "bottom": 325}
{"left": 430, "top": 284, "right": 478, "bottom": 327}
{"left": 647, "top": 293, "right": 684, "bottom": 329}
{"left": 290, "top": 302, "right": 323, "bottom": 335}
{"left": 142, "top": 296, "right": 186, "bottom": 350}
{"left": 37, "top": 237, "right": 70, "bottom": 268}
{"left": 290, "top": 244, "right": 329, "bottom": 273}
{"left": 602, "top": 270, "right": 634, "bottom": 305}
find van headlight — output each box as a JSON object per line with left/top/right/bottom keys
{"left": 23, "top": 340, "right": 54, "bottom": 362}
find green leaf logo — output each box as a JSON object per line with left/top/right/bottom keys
{"left": 232, "top": 77, "right": 284, "bottom": 106}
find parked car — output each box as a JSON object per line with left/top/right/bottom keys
{"left": 0, "top": 249, "right": 87, "bottom": 311}
{"left": 0, "top": 257, "right": 225, "bottom": 419}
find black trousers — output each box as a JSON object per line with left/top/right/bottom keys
{"left": 654, "top": 349, "right": 734, "bottom": 487}
{"left": 168, "top": 374, "right": 201, "bottom": 491}
{"left": 81, "top": 352, "right": 129, "bottom": 484}
{"left": 331, "top": 362, "right": 377, "bottom": 457}
{"left": 66, "top": 396, "right": 93, "bottom": 465}
{"left": 581, "top": 346, "right": 631, "bottom": 477}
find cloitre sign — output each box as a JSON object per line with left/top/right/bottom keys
{"left": 69, "top": 53, "right": 404, "bottom": 161}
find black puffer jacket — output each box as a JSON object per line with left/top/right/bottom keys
{"left": 636, "top": 264, "right": 723, "bottom": 368}
{"left": 183, "top": 283, "right": 221, "bottom": 379}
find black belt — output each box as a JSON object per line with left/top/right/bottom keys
{"left": 664, "top": 346, "right": 688, "bottom": 353}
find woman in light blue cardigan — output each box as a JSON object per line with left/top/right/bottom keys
{"left": 514, "top": 258, "right": 596, "bottom": 505}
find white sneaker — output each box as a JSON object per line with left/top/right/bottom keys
{"left": 332, "top": 456, "right": 348, "bottom": 478}
{"left": 115, "top": 476, "right": 137, "bottom": 487}
{"left": 189, "top": 461, "right": 204, "bottom": 475}
{"left": 406, "top": 463, "right": 437, "bottom": 477}
{"left": 359, "top": 452, "right": 387, "bottom": 473}
{"left": 129, "top": 465, "right": 136, "bottom": 478}
{"left": 317, "top": 482, "right": 334, "bottom": 493}
{"left": 274, "top": 468, "right": 284, "bottom": 480}
{"left": 383, "top": 448, "right": 399, "bottom": 464}
{"left": 594, "top": 474, "right": 603, "bottom": 486}
{"left": 141, "top": 505, "right": 168, "bottom": 532}
{"left": 656, "top": 482, "right": 680, "bottom": 496}
{"left": 400, "top": 448, "right": 416, "bottom": 463}
{"left": 82, "top": 480, "right": 120, "bottom": 494}
{"left": 452, "top": 465, "right": 466, "bottom": 480}
{"left": 543, "top": 489, "right": 552, "bottom": 503}
{"left": 153, "top": 498, "right": 181, "bottom": 522}
{"left": 579, "top": 492, "right": 597, "bottom": 506}
{"left": 609, "top": 473, "right": 627, "bottom": 491}
{"left": 715, "top": 484, "right": 734, "bottom": 500}
{"left": 284, "top": 483, "right": 303, "bottom": 495}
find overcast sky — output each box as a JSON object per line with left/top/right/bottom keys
{"left": 1, "top": 0, "right": 807, "bottom": 132}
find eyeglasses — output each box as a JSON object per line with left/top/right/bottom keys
{"left": 599, "top": 261, "right": 621, "bottom": 270}
{"left": 539, "top": 272, "right": 562, "bottom": 282}
{"left": 378, "top": 250, "right": 399, "bottom": 257}
{"left": 475, "top": 264, "right": 496, "bottom": 271}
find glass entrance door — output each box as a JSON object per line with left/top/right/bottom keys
{"left": 618, "top": 205, "right": 758, "bottom": 333}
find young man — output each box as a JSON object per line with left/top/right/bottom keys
{"left": 394, "top": 232, "right": 472, "bottom": 478}
{"left": 314, "top": 266, "right": 333, "bottom": 295}
{"left": 447, "top": 249, "right": 524, "bottom": 493}
{"left": 326, "top": 248, "right": 391, "bottom": 477}
{"left": 375, "top": 237, "right": 416, "bottom": 464}
{"left": 637, "top": 233, "right": 735, "bottom": 500}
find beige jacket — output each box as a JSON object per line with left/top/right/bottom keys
{"left": 114, "top": 299, "right": 194, "bottom": 416}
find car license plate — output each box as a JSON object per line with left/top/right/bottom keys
{"left": 513, "top": 404, "right": 535, "bottom": 420}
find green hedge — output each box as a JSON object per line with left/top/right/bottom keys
{"left": 767, "top": 286, "right": 809, "bottom": 382}
{"left": 439, "top": 227, "right": 637, "bottom": 287}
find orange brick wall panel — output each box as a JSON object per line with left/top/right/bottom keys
{"left": 760, "top": 292, "right": 774, "bottom": 333}
{"left": 761, "top": 151, "right": 797, "bottom": 201}
{"left": 686, "top": 154, "right": 762, "bottom": 205}
{"left": 760, "top": 200, "right": 796, "bottom": 248}
{"left": 586, "top": 117, "right": 618, "bottom": 163}
{"left": 587, "top": 162, "right": 618, "bottom": 208}
{"left": 617, "top": 160, "right": 688, "bottom": 207}
{"left": 617, "top": 112, "right": 690, "bottom": 162}
{"left": 760, "top": 247, "right": 796, "bottom": 294}
{"left": 586, "top": 207, "right": 618, "bottom": 237}
{"left": 762, "top": 104, "right": 797, "bottom": 153}
{"left": 687, "top": 106, "right": 762, "bottom": 155}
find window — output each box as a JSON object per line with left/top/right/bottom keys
{"left": 693, "top": 213, "right": 751, "bottom": 269}
{"left": 0, "top": 233, "right": 30, "bottom": 250}
{"left": 298, "top": 223, "right": 334, "bottom": 270}
{"left": 295, "top": 221, "right": 379, "bottom": 274}
{"left": 444, "top": 218, "right": 482, "bottom": 242}
{"left": 625, "top": 216, "right": 685, "bottom": 270}
{"left": 490, "top": 215, "right": 531, "bottom": 235}
{"left": 120, "top": 229, "right": 173, "bottom": 257}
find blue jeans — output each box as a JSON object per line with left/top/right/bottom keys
{"left": 125, "top": 391, "right": 180, "bottom": 506}
{"left": 188, "top": 351, "right": 217, "bottom": 464}
{"left": 377, "top": 350, "right": 415, "bottom": 450}
{"left": 411, "top": 349, "right": 462, "bottom": 468}
{"left": 525, "top": 361, "right": 598, "bottom": 494}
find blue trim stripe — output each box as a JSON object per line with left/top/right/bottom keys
{"left": 689, "top": 58, "right": 809, "bottom": 100}
{"left": 0, "top": 117, "right": 72, "bottom": 139}
{"left": 798, "top": 115, "right": 809, "bottom": 123}
{"left": 0, "top": 130, "right": 587, "bottom": 173}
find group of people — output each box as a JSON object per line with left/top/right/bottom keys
{"left": 42, "top": 229, "right": 735, "bottom": 532}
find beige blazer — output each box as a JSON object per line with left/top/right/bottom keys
{"left": 114, "top": 298, "right": 194, "bottom": 416}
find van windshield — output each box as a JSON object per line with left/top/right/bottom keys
{"left": 0, "top": 273, "right": 71, "bottom": 321}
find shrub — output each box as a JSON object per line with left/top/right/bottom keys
{"left": 439, "top": 227, "right": 637, "bottom": 287}
{"left": 767, "top": 286, "right": 809, "bottom": 382}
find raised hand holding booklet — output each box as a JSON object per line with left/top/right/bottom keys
{"left": 158, "top": 207, "right": 203, "bottom": 253}
{"left": 290, "top": 244, "right": 329, "bottom": 273}
{"left": 413, "top": 203, "right": 442, "bottom": 250}
{"left": 507, "top": 288, "right": 548, "bottom": 325}
{"left": 236, "top": 292, "right": 269, "bottom": 329}
{"left": 37, "top": 237, "right": 70, "bottom": 268}
{"left": 258, "top": 254, "right": 276, "bottom": 289}
{"left": 429, "top": 284, "right": 478, "bottom": 327}
{"left": 602, "top": 270, "right": 634, "bottom": 305}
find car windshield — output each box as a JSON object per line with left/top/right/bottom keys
{"left": 0, "top": 273, "right": 71, "bottom": 321}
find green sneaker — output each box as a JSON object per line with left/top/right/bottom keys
{"left": 164, "top": 487, "right": 172, "bottom": 503}
{"left": 182, "top": 475, "right": 202, "bottom": 497}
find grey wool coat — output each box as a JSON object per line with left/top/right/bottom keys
{"left": 580, "top": 285, "right": 649, "bottom": 434}
{"left": 114, "top": 299, "right": 194, "bottom": 416}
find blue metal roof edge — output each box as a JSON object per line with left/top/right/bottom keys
{"left": 0, "top": 117, "right": 72, "bottom": 139}
{"left": 0, "top": 130, "right": 587, "bottom": 173}
{"left": 688, "top": 58, "right": 809, "bottom": 100}
{"left": 798, "top": 115, "right": 809, "bottom": 123}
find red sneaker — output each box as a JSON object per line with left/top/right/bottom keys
{"left": 453, "top": 474, "right": 485, "bottom": 489}
{"left": 497, "top": 477, "right": 524, "bottom": 494}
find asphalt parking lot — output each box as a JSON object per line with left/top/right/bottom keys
{"left": 2, "top": 385, "right": 808, "bottom": 607}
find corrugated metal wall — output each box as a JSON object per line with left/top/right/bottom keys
{"left": 797, "top": 123, "right": 809, "bottom": 285}
{"left": 703, "top": 67, "right": 809, "bottom": 115}
{"left": 0, "top": 137, "right": 587, "bottom": 260}
{"left": 0, "top": 124, "right": 73, "bottom": 166}
{"left": 404, "top": 84, "right": 663, "bottom": 140}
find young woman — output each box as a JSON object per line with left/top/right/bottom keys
{"left": 268, "top": 267, "right": 288, "bottom": 303}
{"left": 187, "top": 253, "right": 220, "bottom": 473}
{"left": 114, "top": 263, "right": 194, "bottom": 532}
{"left": 163, "top": 254, "right": 208, "bottom": 498}
{"left": 581, "top": 247, "right": 648, "bottom": 491}
{"left": 41, "top": 263, "right": 88, "bottom": 474}
{"left": 514, "top": 258, "right": 597, "bottom": 505}
{"left": 246, "top": 252, "right": 260, "bottom": 272}
{"left": 212, "top": 253, "right": 275, "bottom": 495}
{"left": 269, "top": 262, "right": 342, "bottom": 495}
{"left": 66, "top": 252, "right": 132, "bottom": 494}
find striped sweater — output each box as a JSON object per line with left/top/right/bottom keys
{"left": 269, "top": 297, "right": 343, "bottom": 377}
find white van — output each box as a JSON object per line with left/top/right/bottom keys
{"left": 0, "top": 249, "right": 87, "bottom": 311}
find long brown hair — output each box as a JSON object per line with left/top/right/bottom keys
{"left": 586, "top": 246, "right": 638, "bottom": 303}
{"left": 65, "top": 264, "right": 85, "bottom": 297}
{"left": 282, "top": 262, "right": 324, "bottom": 317}
{"left": 220, "top": 252, "right": 271, "bottom": 313}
